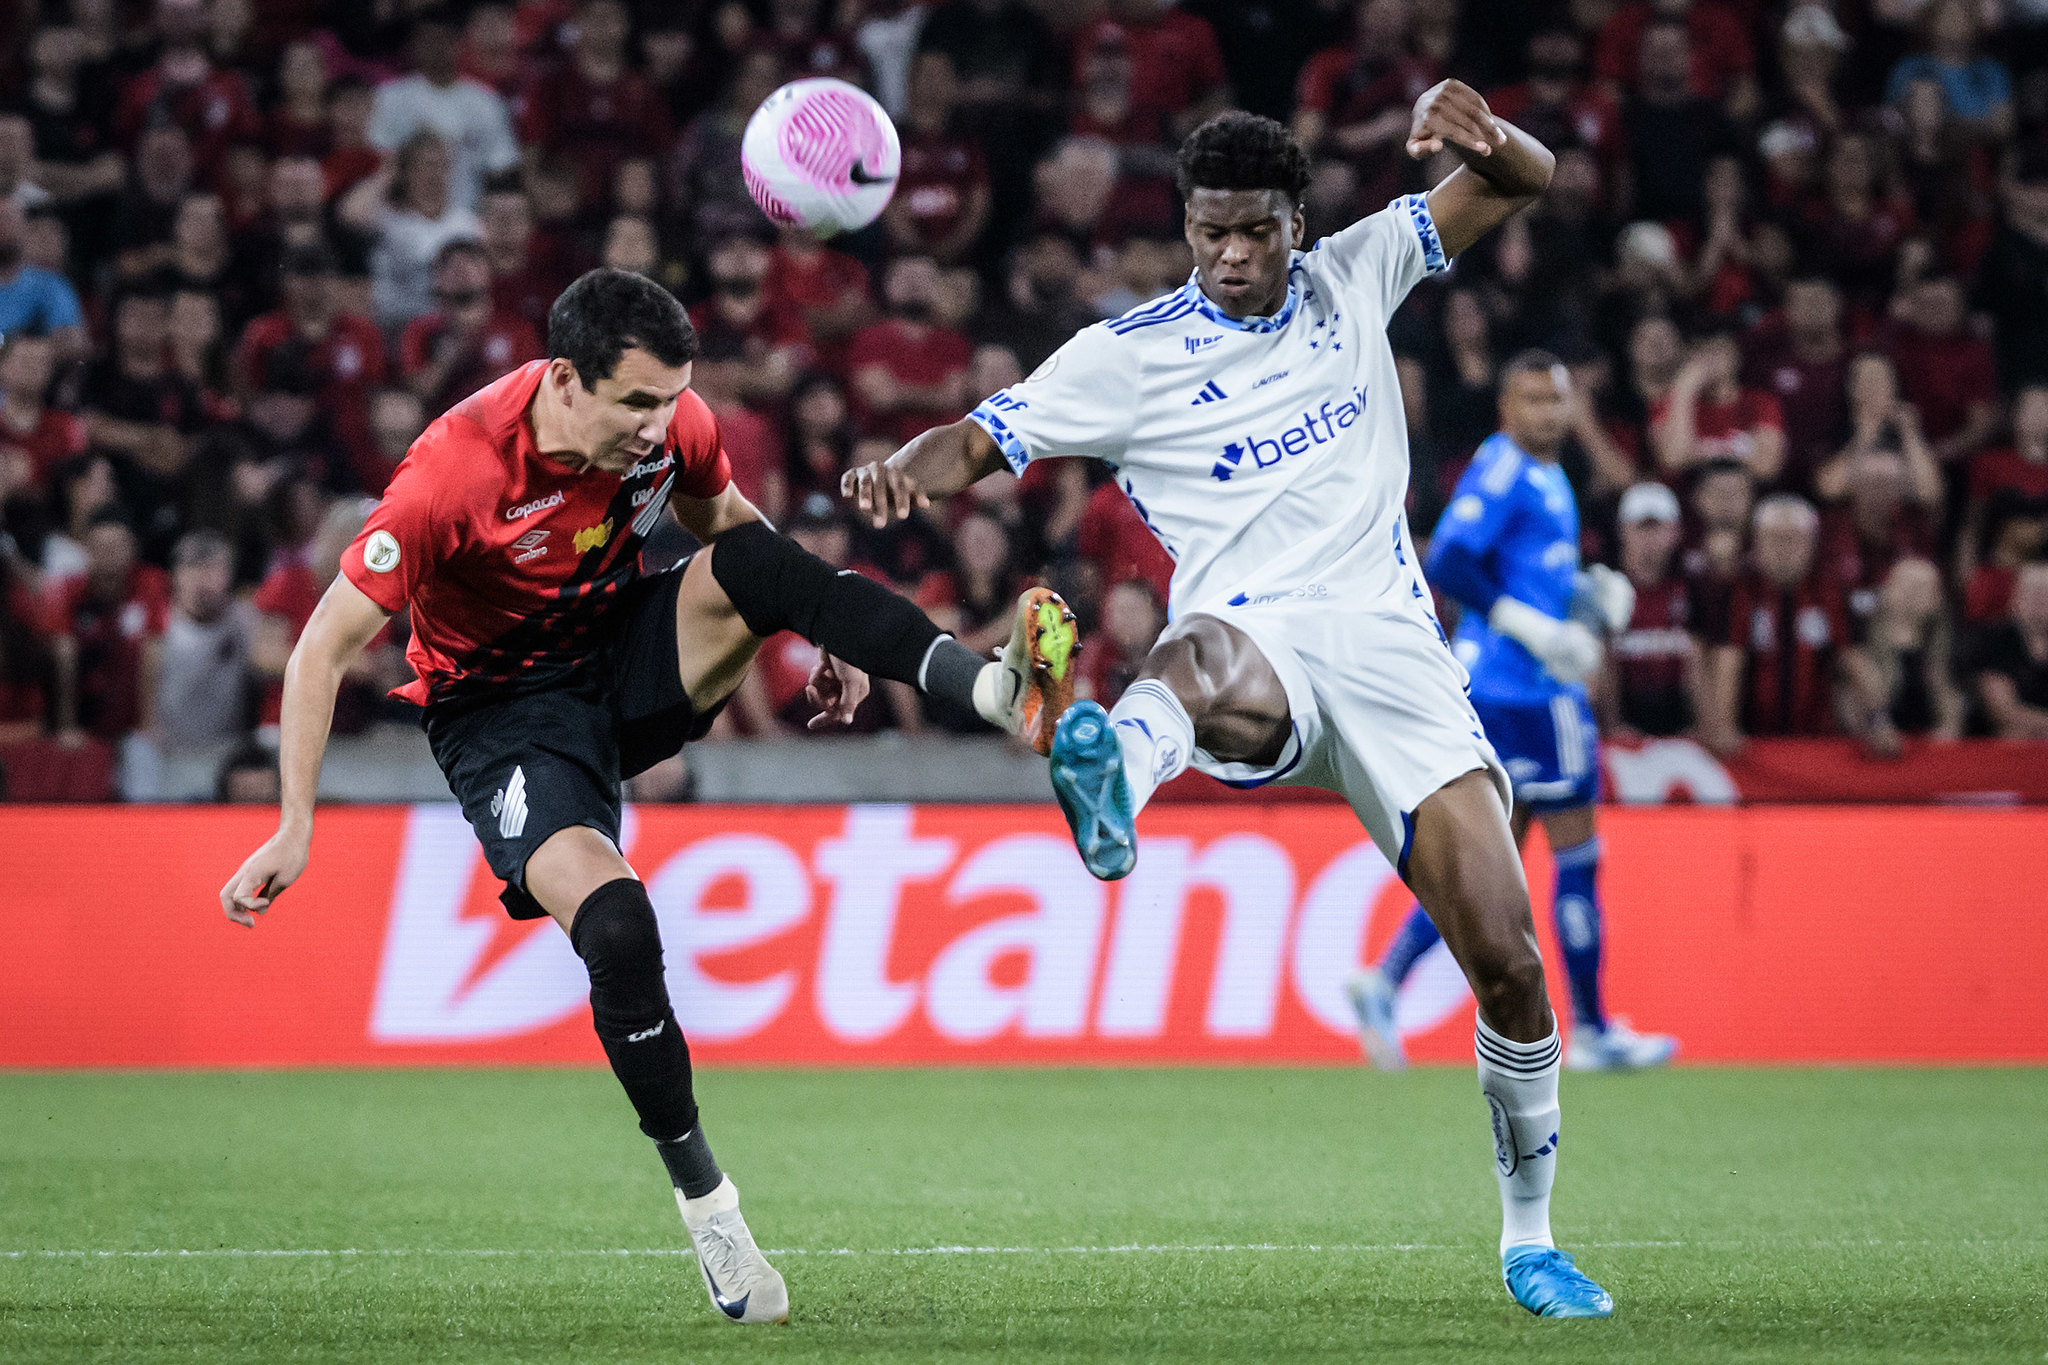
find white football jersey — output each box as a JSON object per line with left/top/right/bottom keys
{"left": 968, "top": 193, "right": 1448, "bottom": 619}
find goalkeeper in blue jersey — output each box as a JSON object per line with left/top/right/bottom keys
{"left": 1348, "top": 351, "right": 1678, "bottom": 1072}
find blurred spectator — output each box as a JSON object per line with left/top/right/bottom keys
{"left": 1818, "top": 438, "right": 1940, "bottom": 632}
{"left": 168, "top": 287, "right": 231, "bottom": 405}
{"left": 82, "top": 283, "right": 207, "bottom": 553}
{"left": 885, "top": 53, "right": 993, "bottom": 267}
{"left": 1973, "top": 561, "right": 2048, "bottom": 739}
{"left": 268, "top": 39, "right": 331, "bottom": 159}
{"left": 688, "top": 230, "right": 807, "bottom": 411}
{"left": 916, "top": 508, "right": 1027, "bottom": 656}
{"left": 112, "top": 10, "right": 261, "bottom": 180}
{"left": 1620, "top": 20, "right": 1741, "bottom": 224}
{"left": 1078, "top": 576, "right": 1164, "bottom": 709}
{"left": 970, "top": 233, "right": 1099, "bottom": 375}
{"left": 0, "top": 562, "right": 54, "bottom": 746}
{"left": 125, "top": 528, "right": 253, "bottom": 796}
{"left": 784, "top": 372, "right": 855, "bottom": 511}
{"left": 1702, "top": 493, "right": 1851, "bottom": 752}
{"left": 367, "top": 7, "right": 519, "bottom": 212}
{"left": 0, "top": 333, "right": 88, "bottom": 494}
{"left": 235, "top": 245, "right": 387, "bottom": 489}
{"left": 1071, "top": 0, "right": 1230, "bottom": 142}
{"left": 0, "top": 199, "right": 87, "bottom": 362}
{"left": 15, "top": 26, "right": 128, "bottom": 211}
{"left": 1652, "top": 329, "right": 1785, "bottom": 483}
{"left": 668, "top": 48, "right": 785, "bottom": 255}
{"left": 1883, "top": 0, "right": 2012, "bottom": 143}
{"left": 342, "top": 132, "right": 484, "bottom": 331}
{"left": 38, "top": 455, "right": 121, "bottom": 584}
{"left": 766, "top": 225, "right": 874, "bottom": 376}
{"left": 1683, "top": 456, "right": 1756, "bottom": 645}
{"left": 214, "top": 739, "right": 280, "bottom": 802}
{"left": 1891, "top": 74, "right": 1996, "bottom": 274}
{"left": 849, "top": 256, "right": 972, "bottom": 446}
{"left": 1596, "top": 0, "right": 1758, "bottom": 121}
{"left": 1959, "top": 384, "right": 2048, "bottom": 617}
{"left": 1798, "top": 131, "right": 1912, "bottom": 316}
{"left": 1976, "top": 147, "right": 2048, "bottom": 392}
{"left": 112, "top": 124, "right": 196, "bottom": 283}
{"left": 366, "top": 388, "right": 428, "bottom": 496}
{"left": 1603, "top": 481, "right": 1702, "bottom": 738}
{"left": 1772, "top": 4, "right": 1851, "bottom": 140}
{"left": 1815, "top": 351, "right": 1942, "bottom": 505}
{"left": 1077, "top": 477, "right": 1174, "bottom": 609}
{"left": 1844, "top": 556, "right": 1963, "bottom": 755}
{"left": 0, "top": 115, "right": 50, "bottom": 213}
{"left": 1486, "top": 28, "right": 1619, "bottom": 173}
{"left": 519, "top": 0, "right": 671, "bottom": 211}
{"left": 1742, "top": 277, "right": 1847, "bottom": 493}
{"left": 398, "top": 239, "right": 541, "bottom": 419}
{"left": 1293, "top": 0, "right": 1441, "bottom": 214}
{"left": 323, "top": 77, "right": 383, "bottom": 202}
{"left": 476, "top": 185, "right": 566, "bottom": 334}
{"left": 459, "top": 3, "right": 525, "bottom": 97}
{"left": 48, "top": 510, "right": 169, "bottom": 742}
{"left": 1884, "top": 276, "right": 1997, "bottom": 468}
{"left": 1422, "top": 288, "right": 1499, "bottom": 471}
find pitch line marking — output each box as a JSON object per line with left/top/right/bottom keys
{"left": 13, "top": 1238, "right": 2037, "bottom": 1261}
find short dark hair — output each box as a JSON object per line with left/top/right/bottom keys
{"left": 1175, "top": 111, "right": 1312, "bottom": 205}
{"left": 1503, "top": 348, "right": 1565, "bottom": 380}
{"left": 547, "top": 268, "right": 698, "bottom": 389}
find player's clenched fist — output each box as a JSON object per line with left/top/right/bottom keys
{"left": 840, "top": 460, "right": 930, "bottom": 528}
{"left": 1406, "top": 79, "right": 1508, "bottom": 160}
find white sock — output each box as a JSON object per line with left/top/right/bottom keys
{"left": 1475, "top": 1016, "right": 1562, "bottom": 1254}
{"left": 1106, "top": 679, "right": 1194, "bottom": 816}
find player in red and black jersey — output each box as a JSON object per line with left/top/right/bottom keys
{"left": 219, "top": 270, "right": 1079, "bottom": 1326}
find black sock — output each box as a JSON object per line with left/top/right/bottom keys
{"left": 655, "top": 1126, "right": 724, "bottom": 1198}
{"left": 569, "top": 878, "right": 699, "bottom": 1142}
{"left": 709, "top": 520, "right": 985, "bottom": 710}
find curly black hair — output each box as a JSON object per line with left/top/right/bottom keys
{"left": 1174, "top": 111, "right": 1313, "bottom": 204}
{"left": 547, "top": 268, "right": 699, "bottom": 389}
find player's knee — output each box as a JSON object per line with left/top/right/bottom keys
{"left": 1469, "top": 940, "right": 1548, "bottom": 1032}
{"left": 708, "top": 519, "right": 832, "bottom": 639}
{"left": 569, "top": 877, "right": 672, "bottom": 1025}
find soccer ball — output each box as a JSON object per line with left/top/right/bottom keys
{"left": 741, "top": 78, "right": 901, "bottom": 238}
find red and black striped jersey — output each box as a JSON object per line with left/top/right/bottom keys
{"left": 341, "top": 360, "right": 731, "bottom": 708}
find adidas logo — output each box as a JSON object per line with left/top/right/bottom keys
{"left": 1189, "top": 380, "right": 1227, "bottom": 406}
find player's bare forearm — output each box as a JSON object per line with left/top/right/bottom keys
{"left": 842, "top": 419, "right": 1004, "bottom": 527}
{"left": 1408, "top": 80, "right": 1554, "bottom": 260}
{"left": 275, "top": 579, "right": 391, "bottom": 836}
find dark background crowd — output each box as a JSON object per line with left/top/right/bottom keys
{"left": 1, "top": 0, "right": 2046, "bottom": 801}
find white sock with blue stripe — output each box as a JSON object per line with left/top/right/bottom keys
{"left": 1107, "top": 679, "right": 1194, "bottom": 817}
{"left": 1476, "top": 1016, "right": 1562, "bottom": 1253}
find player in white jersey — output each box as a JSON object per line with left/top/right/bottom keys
{"left": 847, "top": 87, "right": 1613, "bottom": 1319}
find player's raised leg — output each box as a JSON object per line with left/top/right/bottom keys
{"left": 1403, "top": 770, "right": 1612, "bottom": 1318}
{"left": 674, "top": 516, "right": 1076, "bottom": 752}
{"left": 1049, "top": 613, "right": 1290, "bottom": 880}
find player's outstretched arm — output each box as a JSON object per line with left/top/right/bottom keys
{"left": 1407, "top": 80, "right": 1555, "bottom": 261}
{"left": 219, "top": 575, "right": 391, "bottom": 927}
{"left": 841, "top": 419, "right": 1006, "bottom": 529}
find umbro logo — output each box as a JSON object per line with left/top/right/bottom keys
{"left": 1189, "top": 380, "right": 1228, "bottom": 406}
{"left": 1184, "top": 335, "right": 1221, "bottom": 354}
{"left": 511, "top": 529, "right": 549, "bottom": 564}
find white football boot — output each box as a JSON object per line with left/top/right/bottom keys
{"left": 677, "top": 1177, "right": 789, "bottom": 1324}
{"left": 1565, "top": 1018, "right": 1678, "bottom": 1071}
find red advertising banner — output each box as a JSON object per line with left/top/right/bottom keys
{"left": 1160, "top": 737, "right": 2048, "bottom": 805}
{"left": 2, "top": 804, "right": 2042, "bottom": 1068}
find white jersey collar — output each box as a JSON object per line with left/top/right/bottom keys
{"left": 1190, "top": 259, "right": 1303, "bottom": 333}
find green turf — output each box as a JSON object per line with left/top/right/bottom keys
{"left": 1, "top": 1067, "right": 2043, "bottom": 1363}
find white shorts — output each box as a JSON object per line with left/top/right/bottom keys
{"left": 1186, "top": 589, "right": 1512, "bottom": 875}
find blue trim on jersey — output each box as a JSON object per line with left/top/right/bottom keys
{"left": 1107, "top": 286, "right": 1199, "bottom": 334}
{"left": 1397, "top": 808, "right": 1418, "bottom": 882}
{"left": 1189, "top": 262, "right": 1303, "bottom": 333}
{"left": 1212, "top": 721, "right": 1305, "bottom": 788}
{"left": 1399, "top": 193, "right": 1447, "bottom": 273}
{"left": 966, "top": 401, "right": 1031, "bottom": 474}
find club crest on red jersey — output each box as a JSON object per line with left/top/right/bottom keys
{"left": 573, "top": 519, "right": 614, "bottom": 553}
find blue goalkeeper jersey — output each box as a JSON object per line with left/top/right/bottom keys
{"left": 1428, "top": 433, "right": 1582, "bottom": 705}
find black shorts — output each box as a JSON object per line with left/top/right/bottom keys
{"left": 424, "top": 562, "right": 722, "bottom": 920}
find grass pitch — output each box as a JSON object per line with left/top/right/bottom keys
{"left": 1, "top": 1067, "right": 2043, "bottom": 1363}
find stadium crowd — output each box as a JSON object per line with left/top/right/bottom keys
{"left": 1, "top": 0, "right": 2046, "bottom": 800}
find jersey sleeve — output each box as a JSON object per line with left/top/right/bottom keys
{"left": 1311, "top": 195, "right": 1449, "bottom": 318}
{"left": 965, "top": 324, "right": 1138, "bottom": 471}
{"left": 1429, "top": 442, "right": 1524, "bottom": 562}
{"left": 673, "top": 392, "right": 734, "bottom": 500}
{"left": 341, "top": 434, "right": 467, "bottom": 613}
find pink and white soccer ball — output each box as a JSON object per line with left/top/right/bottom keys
{"left": 742, "top": 78, "right": 900, "bottom": 237}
